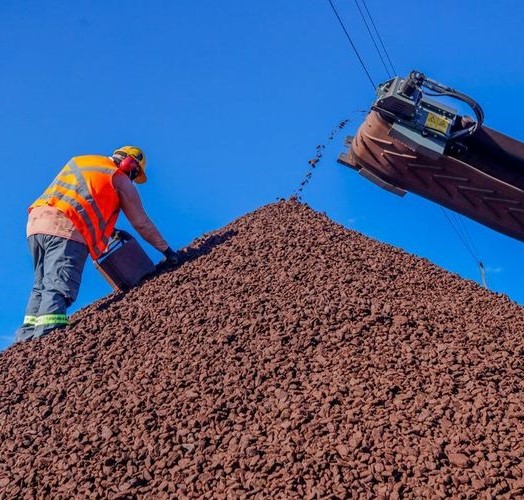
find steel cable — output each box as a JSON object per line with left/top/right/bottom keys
{"left": 361, "top": 0, "right": 397, "bottom": 75}
{"left": 325, "top": 0, "right": 376, "bottom": 90}
{"left": 354, "top": 0, "right": 392, "bottom": 78}
{"left": 440, "top": 207, "right": 487, "bottom": 288}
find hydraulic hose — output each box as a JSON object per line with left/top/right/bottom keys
{"left": 417, "top": 73, "right": 484, "bottom": 139}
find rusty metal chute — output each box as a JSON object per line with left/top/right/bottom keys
{"left": 338, "top": 71, "right": 524, "bottom": 242}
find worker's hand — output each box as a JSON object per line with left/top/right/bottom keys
{"left": 156, "top": 246, "right": 179, "bottom": 272}
{"left": 163, "top": 247, "right": 179, "bottom": 264}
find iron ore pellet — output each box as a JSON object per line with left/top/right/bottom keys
{"left": 1, "top": 199, "right": 524, "bottom": 498}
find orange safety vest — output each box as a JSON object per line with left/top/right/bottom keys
{"left": 30, "top": 155, "right": 122, "bottom": 259}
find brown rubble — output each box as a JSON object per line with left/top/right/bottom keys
{"left": 1, "top": 199, "right": 524, "bottom": 498}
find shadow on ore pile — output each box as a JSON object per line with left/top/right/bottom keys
{"left": 95, "top": 229, "right": 237, "bottom": 312}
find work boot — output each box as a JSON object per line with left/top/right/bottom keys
{"left": 32, "top": 323, "right": 67, "bottom": 341}
{"left": 14, "top": 325, "right": 35, "bottom": 343}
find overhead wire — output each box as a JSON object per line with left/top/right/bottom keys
{"left": 455, "top": 212, "right": 481, "bottom": 259}
{"left": 353, "top": 0, "right": 392, "bottom": 78}
{"left": 440, "top": 207, "right": 487, "bottom": 288}
{"left": 454, "top": 212, "right": 488, "bottom": 288}
{"left": 439, "top": 208, "right": 478, "bottom": 263}
{"left": 360, "top": 0, "right": 397, "bottom": 75}
{"left": 325, "top": 0, "right": 376, "bottom": 90}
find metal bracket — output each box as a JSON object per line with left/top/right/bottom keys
{"left": 358, "top": 168, "right": 406, "bottom": 197}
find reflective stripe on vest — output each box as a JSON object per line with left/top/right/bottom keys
{"left": 23, "top": 315, "right": 37, "bottom": 326}
{"left": 32, "top": 156, "right": 121, "bottom": 259}
{"left": 34, "top": 314, "right": 69, "bottom": 327}
{"left": 39, "top": 160, "right": 114, "bottom": 249}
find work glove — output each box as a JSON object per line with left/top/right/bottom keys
{"left": 156, "top": 246, "right": 179, "bottom": 272}
{"left": 163, "top": 247, "right": 179, "bottom": 263}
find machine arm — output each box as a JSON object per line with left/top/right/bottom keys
{"left": 338, "top": 70, "right": 524, "bottom": 243}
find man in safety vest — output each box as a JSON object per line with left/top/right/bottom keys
{"left": 15, "top": 146, "right": 178, "bottom": 343}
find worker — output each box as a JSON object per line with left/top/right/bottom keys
{"left": 15, "top": 146, "right": 178, "bottom": 343}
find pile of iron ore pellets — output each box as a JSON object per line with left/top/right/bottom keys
{"left": 1, "top": 199, "right": 524, "bottom": 498}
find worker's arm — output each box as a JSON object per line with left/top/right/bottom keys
{"left": 113, "top": 173, "right": 169, "bottom": 253}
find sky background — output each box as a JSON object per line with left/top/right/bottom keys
{"left": 2, "top": 0, "right": 523, "bottom": 350}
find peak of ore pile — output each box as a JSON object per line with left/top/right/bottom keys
{"left": 2, "top": 199, "right": 524, "bottom": 499}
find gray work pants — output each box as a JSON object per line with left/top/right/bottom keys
{"left": 15, "top": 234, "right": 89, "bottom": 342}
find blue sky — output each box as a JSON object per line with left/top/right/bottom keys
{"left": 2, "top": 0, "right": 524, "bottom": 349}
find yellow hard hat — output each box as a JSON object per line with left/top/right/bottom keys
{"left": 113, "top": 145, "right": 147, "bottom": 183}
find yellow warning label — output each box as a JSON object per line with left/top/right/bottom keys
{"left": 425, "top": 112, "right": 450, "bottom": 134}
